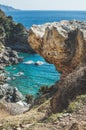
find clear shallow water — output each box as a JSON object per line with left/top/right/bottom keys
{"left": 6, "top": 53, "right": 60, "bottom": 96}
{"left": 5, "top": 11, "right": 86, "bottom": 95}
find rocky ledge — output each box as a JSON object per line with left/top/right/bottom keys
{"left": 29, "top": 20, "right": 86, "bottom": 113}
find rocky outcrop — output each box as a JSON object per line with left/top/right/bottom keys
{"left": 29, "top": 20, "right": 86, "bottom": 113}
{"left": 29, "top": 20, "right": 86, "bottom": 75}
{"left": 0, "top": 84, "right": 30, "bottom": 115}
{"left": 0, "top": 9, "right": 34, "bottom": 70}
{"left": 0, "top": 84, "right": 23, "bottom": 101}
{"left": 0, "top": 9, "right": 33, "bottom": 52}
{"left": 0, "top": 45, "right": 22, "bottom": 67}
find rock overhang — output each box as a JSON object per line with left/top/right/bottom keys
{"left": 28, "top": 20, "right": 86, "bottom": 75}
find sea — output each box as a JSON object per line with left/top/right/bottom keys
{"left": 5, "top": 11, "right": 86, "bottom": 96}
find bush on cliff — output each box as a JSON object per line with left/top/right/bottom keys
{"left": 0, "top": 9, "right": 32, "bottom": 52}
{"left": 25, "top": 94, "right": 34, "bottom": 104}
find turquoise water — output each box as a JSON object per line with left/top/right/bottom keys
{"left": 6, "top": 53, "right": 60, "bottom": 96}
{"left": 5, "top": 11, "right": 86, "bottom": 95}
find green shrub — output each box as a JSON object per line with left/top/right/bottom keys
{"left": 39, "top": 86, "right": 49, "bottom": 94}
{"left": 67, "top": 95, "right": 86, "bottom": 113}
{"left": 25, "top": 94, "right": 34, "bottom": 104}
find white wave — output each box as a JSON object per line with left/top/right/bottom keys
{"left": 23, "top": 60, "right": 34, "bottom": 64}
{"left": 7, "top": 77, "right": 11, "bottom": 81}
{"left": 12, "top": 67, "right": 16, "bottom": 70}
{"left": 14, "top": 72, "right": 24, "bottom": 77}
{"left": 11, "top": 77, "right": 16, "bottom": 80}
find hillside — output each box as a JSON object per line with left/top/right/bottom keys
{"left": 0, "top": 94, "right": 86, "bottom": 130}
{"left": 0, "top": 9, "right": 33, "bottom": 53}
{"left": 0, "top": 4, "right": 20, "bottom": 12}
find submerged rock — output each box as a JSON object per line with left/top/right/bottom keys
{"left": 34, "top": 61, "right": 44, "bottom": 66}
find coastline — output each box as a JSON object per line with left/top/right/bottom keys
{"left": 0, "top": 9, "right": 86, "bottom": 130}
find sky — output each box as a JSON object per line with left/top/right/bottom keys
{"left": 0, "top": 0, "right": 86, "bottom": 10}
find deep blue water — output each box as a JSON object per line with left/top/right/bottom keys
{"left": 5, "top": 11, "right": 86, "bottom": 95}
{"left": 6, "top": 11, "right": 86, "bottom": 28}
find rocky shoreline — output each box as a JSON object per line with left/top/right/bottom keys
{"left": 0, "top": 9, "right": 34, "bottom": 115}
{"left": 0, "top": 8, "right": 86, "bottom": 129}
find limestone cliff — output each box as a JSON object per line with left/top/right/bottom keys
{"left": 28, "top": 20, "right": 86, "bottom": 75}
{"left": 28, "top": 20, "right": 86, "bottom": 113}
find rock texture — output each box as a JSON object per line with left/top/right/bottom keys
{"left": 0, "top": 84, "right": 30, "bottom": 115}
{"left": 0, "top": 84, "right": 23, "bottom": 101}
{"left": 29, "top": 20, "right": 86, "bottom": 74}
{"left": 50, "top": 66, "right": 86, "bottom": 113}
{"left": 0, "top": 46, "right": 22, "bottom": 67}
{"left": 29, "top": 20, "right": 86, "bottom": 113}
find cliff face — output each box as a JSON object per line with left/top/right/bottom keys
{"left": 0, "top": 9, "right": 34, "bottom": 67}
{"left": 29, "top": 20, "right": 86, "bottom": 113}
{"left": 29, "top": 20, "right": 86, "bottom": 75}
{"left": 0, "top": 9, "right": 33, "bottom": 52}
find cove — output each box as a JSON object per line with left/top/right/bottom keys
{"left": 5, "top": 53, "right": 60, "bottom": 96}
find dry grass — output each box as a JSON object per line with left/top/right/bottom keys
{"left": 0, "top": 103, "right": 10, "bottom": 120}
{"left": 0, "top": 95, "right": 86, "bottom": 130}
{"left": 0, "top": 99, "right": 50, "bottom": 129}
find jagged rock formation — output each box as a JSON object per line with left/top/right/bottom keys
{"left": 29, "top": 20, "right": 86, "bottom": 75}
{"left": 29, "top": 20, "right": 86, "bottom": 113}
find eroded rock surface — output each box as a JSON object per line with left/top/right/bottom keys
{"left": 29, "top": 20, "right": 86, "bottom": 113}
{"left": 29, "top": 20, "right": 86, "bottom": 75}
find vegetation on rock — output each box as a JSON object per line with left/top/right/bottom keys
{"left": 0, "top": 9, "right": 33, "bottom": 52}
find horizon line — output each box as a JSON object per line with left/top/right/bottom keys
{"left": 20, "top": 9, "right": 86, "bottom": 11}
{"left": 0, "top": 4, "right": 86, "bottom": 11}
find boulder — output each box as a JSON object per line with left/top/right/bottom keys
{"left": 0, "top": 84, "right": 12, "bottom": 98}
{"left": 11, "top": 87, "right": 23, "bottom": 102}
{"left": 0, "top": 84, "right": 23, "bottom": 103}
